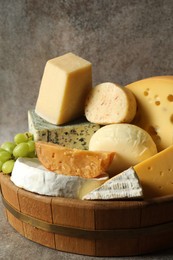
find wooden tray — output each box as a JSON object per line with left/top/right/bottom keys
{"left": 1, "top": 173, "right": 173, "bottom": 257}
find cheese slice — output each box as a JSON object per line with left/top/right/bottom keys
{"left": 11, "top": 158, "right": 108, "bottom": 198}
{"left": 82, "top": 167, "right": 143, "bottom": 200}
{"left": 89, "top": 124, "right": 157, "bottom": 176}
{"left": 85, "top": 82, "right": 137, "bottom": 124}
{"left": 35, "top": 52, "right": 92, "bottom": 125}
{"left": 28, "top": 110, "right": 100, "bottom": 150}
{"left": 125, "top": 76, "right": 173, "bottom": 151}
{"left": 134, "top": 144, "right": 173, "bottom": 199}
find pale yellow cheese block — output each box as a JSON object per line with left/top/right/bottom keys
{"left": 125, "top": 76, "right": 173, "bottom": 151}
{"left": 134, "top": 144, "right": 173, "bottom": 199}
{"left": 35, "top": 52, "right": 92, "bottom": 125}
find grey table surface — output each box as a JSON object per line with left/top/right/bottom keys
{"left": 1, "top": 196, "right": 173, "bottom": 260}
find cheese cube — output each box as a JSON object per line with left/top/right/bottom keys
{"left": 125, "top": 76, "right": 173, "bottom": 151}
{"left": 28, "top": 110, "right": 100, "bottom": 150}
{"left": 35, "top": 52, "right": 92, "bottom": 125}
{"left": 134, "top": 144, "right": 173, "bottom": 199}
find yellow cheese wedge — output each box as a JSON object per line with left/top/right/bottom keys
{"left": 125, "top": 76, "right": 173, "bottom": 151}
{"left": 134, "top": 144, "right": 173, "bottom": 199}
{"left": 35, "top": 52, "right": 92, "bottom": 125}
{"left": 35, "top": 141, "right": 115, "bottom": 179}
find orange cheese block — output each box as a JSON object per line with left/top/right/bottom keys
{"left": 35, "top": 141, "right": 115, "bottom": 178}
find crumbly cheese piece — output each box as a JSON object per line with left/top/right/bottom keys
{"left": 11, "top": 158, "right": 108, "bottom": 198}
{"left": 134, "top": 144, "right": 173, "bottom": 199}
{"left": 28, "top": 110, "right": 100, "bottom": 150}
{"left": 89, "top": 124, "right": 157, "bottom": 176}
{"left": 85, "top": 82, "right": 137, "bottom": 124}
{"left": 35, "top": 52, "right": 92, "bottom": 125}
{"left": 82, "top": 167, "right": 143, "bottom": 200}
{"left": 35, "top": 141, "right": 115, "bottom": 178}
{"left": 125, "top": 76, "right": 173, "bottom": 151}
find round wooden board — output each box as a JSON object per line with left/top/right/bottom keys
{"left": 1, "top": 173, "right": 173, "bottom": 256}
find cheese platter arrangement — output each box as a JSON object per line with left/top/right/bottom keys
{"left": 1, "top": 52, "right": 173, "bottom": 256}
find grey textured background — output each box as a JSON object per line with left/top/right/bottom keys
{"left": 1, "top": 0, "right": 173, "bottom": 259}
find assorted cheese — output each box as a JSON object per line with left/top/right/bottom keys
{"left": 89, "top": 124, "right": 157, "bottom": 176}
{"left": 85, "top": 82, "right": 137, "bottom": 124}
{"left": 35, "top": 141, "right": 115, "bottom": 179}
{"left": 125, "top": 76, "right": 173, "bottom": 151}
{"left": 35, "top": 52, "right": 92, "bottom": 125}
{"left": 28, "top": 110, "right": 100, "bottom": 150}
{"left": 11, "top": 158, "right": 109, "bottom": 198}
{"left": 82, "top": 167, "right": 143, "bottom": 200}
{"left": 2, "top": 52, "right": 173, "bottom": 201}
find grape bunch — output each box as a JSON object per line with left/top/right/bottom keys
{"left": 0, "top": 132, "right": 36, "bottom": 174}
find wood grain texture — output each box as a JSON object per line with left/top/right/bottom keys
{"left": 1, "top": 174, "right": 173, "bottom": 256}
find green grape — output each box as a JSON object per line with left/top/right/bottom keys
{"left": 0, "top": 161, "right": 3, "bottom": 171}
{"left": 0, "top": 150, "right": 12, "bottom": 163}
{"left": 28, "top": 151, "right": 36, "bottom": 158}
{"left": 14, "top": 133, "right": 28, "bottom": 144}
{"left": 13, "top": 143, "right": 29, "bottom": 158}
{"left": 27, "top": 140, "right": 35, "bottom": 153}
{"left": 1, "top": 142, "right": 16, "bottom": 154}
{"left": 24, "top": 132, "right": 34, "bottom": 141}
{"left": 2, "top": 160, "right": 15, "bottom": 174}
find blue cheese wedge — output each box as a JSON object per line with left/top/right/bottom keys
{"left": 28, "top": 110, "right": 100, "bottom": 150}
{"left": 11, "top": 157, "right": 108, "bottom": 198}
{"left": 82, "top": 167, "right": 143, "bottom": 200}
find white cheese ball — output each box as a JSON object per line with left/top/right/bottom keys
{"left": 89, "top": 124, "right": 157, "bottom": 176}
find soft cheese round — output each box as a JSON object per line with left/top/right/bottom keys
{"left": 11, "top": 158, "right": 108, "bottom": 198}
{"left": 89, "top": 124, "right": 157, "bottom": 176}
{"left": 85, "top": 82, "right": 137, "bottom": 125}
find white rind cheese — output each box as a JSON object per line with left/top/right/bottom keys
{"left": 28, "top": 110, "right": 100, "bottom": 150}
{"left": 82, "top": 167, "right": 143, "bottom": 200}
{"left": 11, "top": 158, "right": 108, "bottom": 198}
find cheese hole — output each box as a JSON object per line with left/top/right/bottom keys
{"left": 52, "top": 153, "right": 55, "bottom": 158}
{"left": 167, "top": 94, "right": 173, "bottom": 102}
{"left": 170, "top": 115, "right": 173, "bottom": 123}
{"left": 148, "top": 166, "right": 152, "bottom": 170}
{"left": 144, "top": 91, "right": 149, "bottom": 96}
{"left": 155, "top": 101, "right": 160, "bottom": 106}
{"left": 160, "top": 171, "right": 164, "bottom": 176}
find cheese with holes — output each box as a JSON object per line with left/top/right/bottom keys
{"left": 85, "top": 82, "right": 137, "bottom": 124}
{"left": 28, "top": 110, "right": 100, "bottom": 150}
{"left": 89, "top": 124, "right": 157, "bottom": 176}
{"left": 11, "top": 158, "right": 108, "bottom": 198}
{"left": 125, "top": 76, "right": 173, "bottom": 151}
{"left": 134, "top": 144, "right": 173, "bottom": 199}
{"left": 82, "top": 167, "right": 143, "bottom": 200}
{"left": 35, "top": 52, "right": 92, "bottom": 125}
{"left": 35, "top": 141, "right": 115, "bottom": 178}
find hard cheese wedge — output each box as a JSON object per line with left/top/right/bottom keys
{"left": 28, "top": 110, "right": 100, "bottom": 150}
{"left": 82, "top": 167, "right": 143, "bottom": 200}
{"left": 35, "top": 52, "right": 92, "bottom": 125}
{"left": 11, "top": 158, "right": 108, "bottom": 198}
{"left": 125, "top": 76, "right": 173, "bottom": 151}
{"left": 35, "top": 141, "right": 115, "bottom": 178}
{"left": 134, "top": 144, "right": 173, "bottom": 199}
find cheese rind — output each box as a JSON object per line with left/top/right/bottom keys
{"left": 11, "top": 158, "right": 108, "bottom": 198}
{"left": 125, "top": 76, "right": 173, "bottom": 151}
{"left": 89, "top": 123, "right": 157, "bottom": 176}
{"left": 28, "top": 110, "right": 100, "bottom": 150}
{"left": 82, "top": 167, "right": 143, "bottom": 200}
{"left": 35, "top": 52, "right": 92, "bottom": 125}
{"left": 35, "top": 141, "right": 115, "bottom": 178}
{"left": 85, "top": 82, "right": 137, "bottom": 124}
{"left": 134, "top": 144, "right": 173, "bottom": 199}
